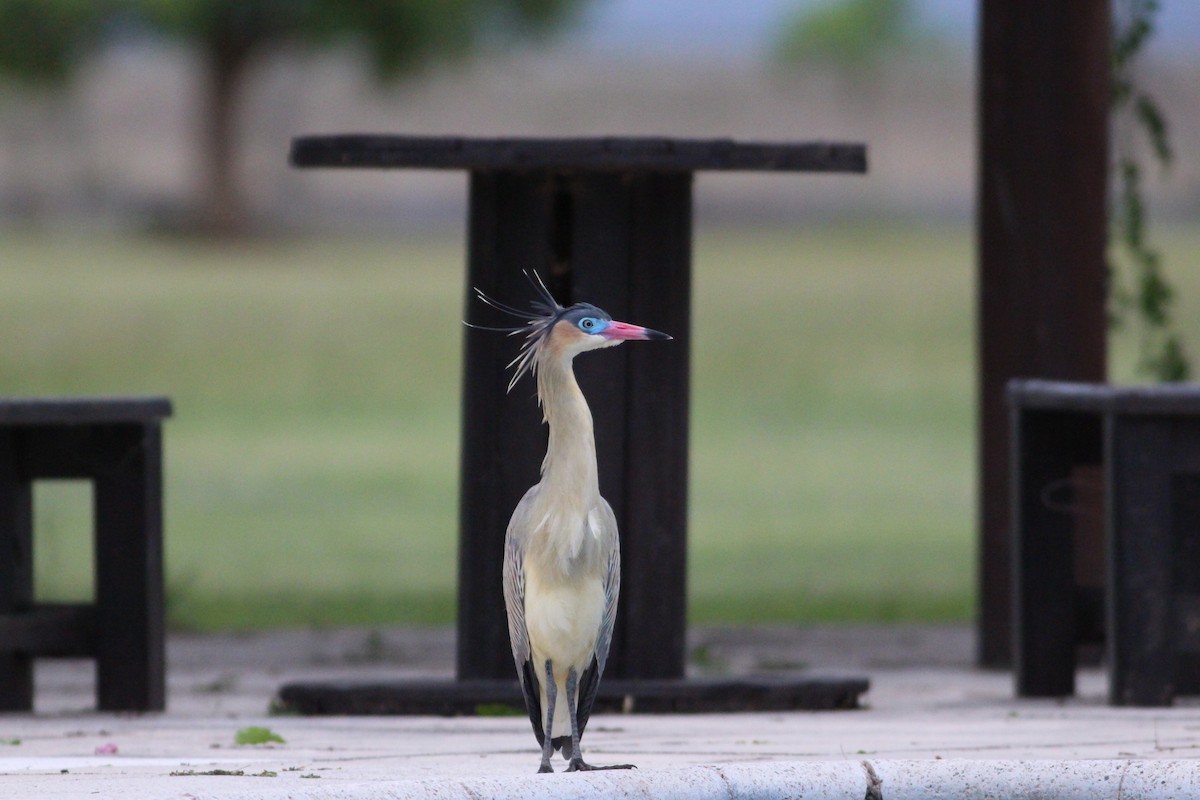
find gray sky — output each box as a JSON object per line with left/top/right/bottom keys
{"left": 566, "top": 0, "right": 1199, "bottom": 58}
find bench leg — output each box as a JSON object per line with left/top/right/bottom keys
{"left": 0, "top": 432, "right": 34, "bottom": 711}
{"left": 1106, "top": 416, "right": 1177, "bottom": 706}
{"left": 93, "top": 424, "right": 165, "bottom": 712}
{"left": 1172, "top": 475, "right": 1200, "bottom": 696}
{"left": 1012, "top": 409, "right": 1099, "bottom": 697}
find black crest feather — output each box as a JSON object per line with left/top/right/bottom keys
{"left": 469, "top": 270, "right": 565, "bottom": 392}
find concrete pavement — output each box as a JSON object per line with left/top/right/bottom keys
{"left": 3, "top": 624, "right": 1199, "bottom": 798}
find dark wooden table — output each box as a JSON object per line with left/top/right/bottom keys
{"left": 1009, "top": 379, "right": 1200, "bottom": 706}
{"left": 0, "top": 397, "right": 171, "bottom": 711}
{"left": 285, "top": 136, "right": 867, "bottom": 713}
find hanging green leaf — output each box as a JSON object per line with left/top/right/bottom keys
{"left": 1108, "top": 0, "right": 1188, "bottom": 381}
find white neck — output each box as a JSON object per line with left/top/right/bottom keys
{"left": 535, "top": 352, "right": 600, "bottom": 503}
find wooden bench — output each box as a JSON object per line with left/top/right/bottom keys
{"left": 1009, "top": 379, "right": 1200, "bottom": 705}
{"left": 0, "top": 397, "right": 171, "bottom": 711}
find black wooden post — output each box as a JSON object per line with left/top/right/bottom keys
{"left": 0, "top": 431, "right": 34, "bottom": 710}
{"left": 606, "top": 172, "right": 693, "bottom": 678}
{"left": 1107, "top": 417, "right": 1200, "bottom": 706}
{"left": 1106, "top": 415, "right": 1177, "bottom": 705}
{"left": 1011, "top": 405, "right": 1101, "bottom": 697}
{"left": 977, "top": 1, "right": 1110, "bottom": 666}
{"left": 565, "top": 171, "right": 693, "bottom": 679}
{"left": 94, "top": 423, "right": 166, "bottom": 711}
{"left": 458, "top": 171, "right": 557, "bottom": 680}
{"left": 459, "top": 169, "right": 693, "bottom": 680}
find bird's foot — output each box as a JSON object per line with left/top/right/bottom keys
{"left": 537, "top": 762, "right": 554, "bottom": 774}
{"left": 566, "top": 758, "right": 636, "bottom": 772}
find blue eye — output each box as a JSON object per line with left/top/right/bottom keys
{"left": 579, "top": 317, "right": 600, "bottom": 332}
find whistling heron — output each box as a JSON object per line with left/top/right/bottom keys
{"left": 474, "top": 273, "right": 670, "bottom": 773}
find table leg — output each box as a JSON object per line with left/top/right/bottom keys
{"left": 458, "top": 170, "right": 692, "bottom": 681}
{"left": 1171, "top": 474, "right": 1200, "bottom": 696}
{"left": 0, "top": 431, "right": 34, "bottom": 711}
{"left": 93, "top": 424, "right": 165, "bottom": 711}
{"left": 458, "top": 171, "right": 558, "bottom": 680}
{"left": 571, "top": 172, "right": 691, "bottom": 679}
{"left": 1012, "top": 408, "right": 1099, "bottom": 697}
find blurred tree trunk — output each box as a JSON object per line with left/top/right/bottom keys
{"left": 198, "top": 33, "right": 253, "bottom": 236}
{"left": 123, "top": 0, "right": 584, "bottom": 237}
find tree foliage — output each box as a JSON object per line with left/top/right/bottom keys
{"left": 129, "top": 0, "right": 572, "bottom": 78}
{"left": 128, "top": 0, "right": 580, "bottom": 233}
{"left": 0, "top": 0, "right": 105, "bottom": 85}
{"left": 1109, "top": 0, "right": 1188, "bottom": 380}
{"left": 0, "top": 0, "right": 582, "bottom": 233}
{"left": 771, "top": 0, "right": 921, "bottom": 74}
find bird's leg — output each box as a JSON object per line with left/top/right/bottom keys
{"left": 538, "top": 660, "right": 556, "bottom": 774}
{"left": 564, "top": 666, "right": 636, "bottom": 772}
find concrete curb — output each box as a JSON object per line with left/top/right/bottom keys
{"left": 211, "top": 759, "right": 1199, "bottom": 800}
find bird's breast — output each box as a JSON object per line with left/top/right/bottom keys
{"left": 525, "top": 494, "right": 607, "bottom": 577}
{"left": 523, "top": 563, "right": 606, "bottom": 670}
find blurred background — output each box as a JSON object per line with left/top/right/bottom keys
{"left": 1, "top": 0, "right": 1198, "bottom": 632}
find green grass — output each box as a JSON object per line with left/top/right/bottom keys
{"left": 5, "top": 221, "right": 1196, "bottom": 629}
{"left": 689, "top": 224, "right": 975, "bottom": 622}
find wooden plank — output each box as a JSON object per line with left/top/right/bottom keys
{"left": 458, "top": 170, "right": 693, "bottom": 681}
{"left": 1106, "top": 416, "right": 1175, "bottom": 706}
{"left": 977, "top": 1, "right": 1110, "bottom": 667}
{"left": 93, "top": 423, "right": 166, "bottom": 712}
{"left": 458, "top": 171, "right": 555, "bottom": 680}
{"left": 458, "top": 170, "right": 693, "bottom": 682}
{"left": 290, "top": 136, "right": 866, "bottom": 174}
{"left": 0, "top": 397, "right": 171, "bottom": 425}
{"left": 617, "top": 172, "right": 693, "bottom": 679}
{"left": 1012, "top": 407, "right": 1101, "bottom": 697}
{"left": 17, "top": 426, "right": 141, "bottom": 480}
{"left": 0, "top": 604, "right": 95, "bottom": 656}
{"left": 1172, "top": 470, "right": 1200, "bottom": 694}
{"left": 1009, "top": 380, "right": 1200, "bottom": 416}
{"left": 568, "top": 172, "right": 634, "bottom": 663}
{"left": 274, "top": 675, "right": 869, "bottom": 716}
{"left": 526, "top": 171, "right": 692, "bottom": 680}
{"left": 567, "top": 173, "right": 638, "bottom": 679}
{"left": 0, "top": 430, "right": 34, "bottom": 710}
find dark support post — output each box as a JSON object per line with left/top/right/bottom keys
{"left": 1107, "top": 418, "right": 1200, "bottom": 706}
{"left": 1169, "top": 473, "right": 1200, "bottom": 697}
{"left": 0, "top": 431, "right": 34, "bottom": 710}
{"left": 977, "top": 1, "right": 1111, "bottom": 666}
{"left": 1106, "top": 416, "right": 1175, "bottom": 705}
{"left": 574, "top": 172, "right": 692, "bottom": 679}
{"left": 459, "top": 171, "right": 556, "bottom": 680}
{"left": 459, "top": 170, "right": 691, "bottom": 680}
{"left": 1012, "top": 408, "right": 1101, "bottom": 697}
{"left": 94, "top": 424, "right": 166, "bottom": 711}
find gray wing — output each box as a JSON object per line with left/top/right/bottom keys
{"left": 593, "top": 498, "right": 621, "bottom": 676}
{"left": 503, "top": 486, "right": 544, "bottom": 744}
{"left": 575, "top": 497, "right": 621, "bottom": 738}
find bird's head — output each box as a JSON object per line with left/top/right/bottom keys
{"left": 471, "top": 271, "right": 670, "bottom": 392}
{"left": 546, "top": 302, "right": 670, "bottom": 356}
